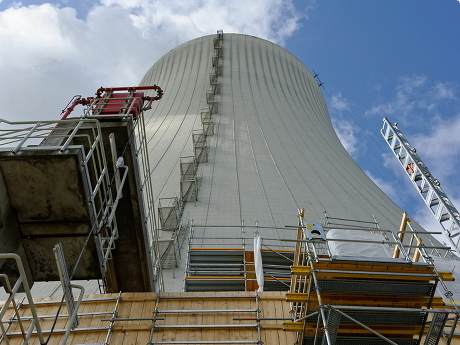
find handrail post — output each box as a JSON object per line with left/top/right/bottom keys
{"left": 393, "top": 212, "right": 408, "bottom": 258}
{"left": 12, "top": 122, "right": 41, "bottom": 154}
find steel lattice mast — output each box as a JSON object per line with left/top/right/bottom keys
{"left": 381, "top": 117, "right": 460, "bottom": 253}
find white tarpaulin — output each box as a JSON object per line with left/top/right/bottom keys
{"left": 254, "top": 236, "right": 264, "bottom": 292}
{"left": 326, "top": 229, "right": 459, "bottom": 301}
{"left": 326, "top": 228, "right": 393, "bottom": 258}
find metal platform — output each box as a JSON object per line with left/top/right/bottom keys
{"left": 0, "top": 93, "right": 160, "bottom": 293}
{"left": 0, "top": 146, "right": 99, "bottom": 283}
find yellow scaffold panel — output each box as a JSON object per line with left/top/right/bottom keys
{"left": 283, "top": 322, "right": 426, "bottom": 335}
{"left": 290, "top": 266, "right": 454, "bottom": 281}
{"left": 285, "top": 293, "right": 446, "bottom": 307}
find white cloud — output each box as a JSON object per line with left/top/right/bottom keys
{"left": 364, "top": 169, "right": 399, "bottom": 201}
{"left": 433, "top": 81, "right": 456, "bottom": 100}
{"left": 329, "top": 92, "right": 359, "bottom": 158}
{"left": 365, "top": 75, "right": 458, "bottom": 123}
{"left": 0, "top": 5, "right": 81, "bottom": 69}
{"left": 381, "top": 152, "right": 404, "bottom": 176}
{"left": 99, "top": 0, "right": 304, "bottom": 44}
{"left": 410, "top": 114, "right": 460, "bottom": 194}
{"left": 332, "top": 118, "right": 359, "bottom": 158}
{"left": 365, "top": 75, "right": 425, "bottom": 118}
{"left": 0, "top": 1, "right": 305, "bottom": 121}
{"left": 330, "top": 92, "right": 350, "bottom": 113}
{"left": 398, "top": 74, "right": 427, "bottom": 94}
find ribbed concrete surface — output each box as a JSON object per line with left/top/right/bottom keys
{"left": 140, "top": 34, "right": 434, "bottom": 289}
{"left": 141, "top": 34, "right": 416, "bottom": 229}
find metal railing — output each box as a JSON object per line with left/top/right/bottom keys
{"left": 0, "top": 118, "right": 124, "bottom": 276}
{"left": 184, "top": 222, "right": 297, "bottom": 291}
{"left": 287, "top": 211, "right": 459, "bottom": 345}
{"left": 0, "top": 254, "right": 46, "bottom": 345}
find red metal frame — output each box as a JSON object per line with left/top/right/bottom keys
{"left": 59, "top": 85, "right": 163, "bottom": 120}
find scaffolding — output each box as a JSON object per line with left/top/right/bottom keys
{"left": 184, "top": 221, "right": 296, "bottom": 292}
{"left": 0, "top": 290, "right": 294, "bottom": 345}
{"left": 0, "top": 86, "right": 164, "bottom": 292}
{"left": 284, "top": 209, "right": 460, "bottom": 345}
{"left": 1, "top": 292, "right": 122, "bottom": 345}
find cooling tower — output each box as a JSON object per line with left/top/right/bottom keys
{"left": 139, "top": 33, "right": 436, "bottom": 290}
{"left": 2, "top": 32, "right": 460, "bottom": 345}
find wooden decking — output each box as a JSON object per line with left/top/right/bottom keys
{"left": 1, "top": 291, "right": 295, "bottom": 345}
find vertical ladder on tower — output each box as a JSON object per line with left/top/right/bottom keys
{"left": 381, "top": 117, "right": 460, "bottom": 254}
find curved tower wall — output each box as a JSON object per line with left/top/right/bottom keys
{"left": 139, "top": 34, "right": 432, "bottom": 288}
{"left": 141, "top": 33, "right": 413, "bottom": 230}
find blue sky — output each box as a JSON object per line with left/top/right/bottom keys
{"left": 0, "top": 0, "right": 459, "bottom": 243}
{"left": 286, "top": 1, "right": 460, "bottom": 242}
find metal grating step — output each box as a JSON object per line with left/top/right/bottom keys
{"left": 424, "top": 312, "right": 448, "bottom": 345}
{"left": 305, "top": 311, "right": 425, "bottom": 326}
{"left": 317, "top": 280, "right": 435, "bottom": 296}
{"left": 263, "top": 279, "right": 290, "bottom": 291}
{"left": 304, "top": 337, "right": 418, "bottom": 345}
{"left": 185, "top": 278, "right": 245, "bottom": 292}
{"left": 261, "top": 251, "right": 294, "bottom": 263}
{"left": 187, "top": 263, "right": 244, "bottom": 276}
{"left": 322, "top": 308, "right": 341, "bottom": 345}
{"left": 262, "top": 266, "right": 292, "bottom": 278}
{"left": 189, "top": 250, "right": 244, "bottom": 262}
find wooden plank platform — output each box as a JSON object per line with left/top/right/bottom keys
{"left": 0, "top": 291, "right": 295, "bottom": 345}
